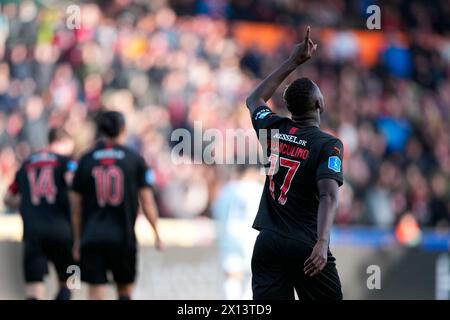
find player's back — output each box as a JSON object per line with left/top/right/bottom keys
{"left": 12, "top": 150, "right": 74, "bottom": 241}
{"left": 251, "top": 106, "right": 344, "bottom": 244}
{"left": 72, "top": 140, "right": 150, "bottom": 247}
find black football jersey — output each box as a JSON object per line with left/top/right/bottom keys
{"left": 72, "top": 141, "right": 154, "bottom": 247}
{"left": 251, "top": 105, "right": 344, "bottom": 244}
{"left": 9, "top": 151, "right": 76, "bottom": 241}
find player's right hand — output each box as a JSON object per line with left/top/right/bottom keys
{"left": 288, "top": 26, "right": 318, "bottom": 66}
{"left": 303, "top": 239, "right": 328, "bottom": 277}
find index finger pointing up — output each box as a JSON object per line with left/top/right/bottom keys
{"left": 305, "top": 26, "right": 311, "bottom": 41}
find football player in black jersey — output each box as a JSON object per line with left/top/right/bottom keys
{"left": 71, "top": 111, "right": 162, "bottom": 300}
{"left": 246, "top": 27, "right": 344, "bottom": 300}
{"left": 3, "top": 128, "right": 76, "bottom": 300}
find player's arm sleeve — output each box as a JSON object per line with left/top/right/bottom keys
{"left": 316, "top": 138, "right": 344, "bottom": 187}
{"left": 251, "top": 105, "right": 284, "bottom": 133}
{"left": 137, "top": 156, "right": 155, "bottom": 190}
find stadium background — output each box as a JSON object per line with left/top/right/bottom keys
{"left": 0, "top": 0, "right": 450, "bottom": 299}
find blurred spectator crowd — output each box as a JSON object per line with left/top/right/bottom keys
{"left": 171, "top": 0, "right": 450, "bottom": 33}
{"left": 0, "top": 0, "right": 449, "bottom": 230}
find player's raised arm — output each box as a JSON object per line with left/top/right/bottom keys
{"left": 245, "top": 26, "right": 317, "bottom": 114}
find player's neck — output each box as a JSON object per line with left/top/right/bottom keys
{"left": 104, "top": 138, "right": 120, "bottom": 146}
{"left": 291, "top": 108, "right": 321, "bottom": 128}
{"left": 291, "top": 115, "right": 320, "bottom": 128}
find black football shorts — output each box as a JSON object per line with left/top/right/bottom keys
{"left": 80, "top": 243, "right": 137, "bottom": 285}
{"left": 251, "top": 229, "right": 343, "bottom": 300}
{"left": 23, "top": 237, "right": 74, "bottom": 283}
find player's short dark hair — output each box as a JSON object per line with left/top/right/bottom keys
{"left": 48, "top": 127, "right": 71, "bottom": 144}
{"left": 97, "top": 111, "right": 126, "bottom": 138}
{"left": 283, "top": 78, "right": 320, "bottom": 116}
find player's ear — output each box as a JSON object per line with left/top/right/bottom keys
{"left": 315, "top": 99, "right": 324, "bottom": 114}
